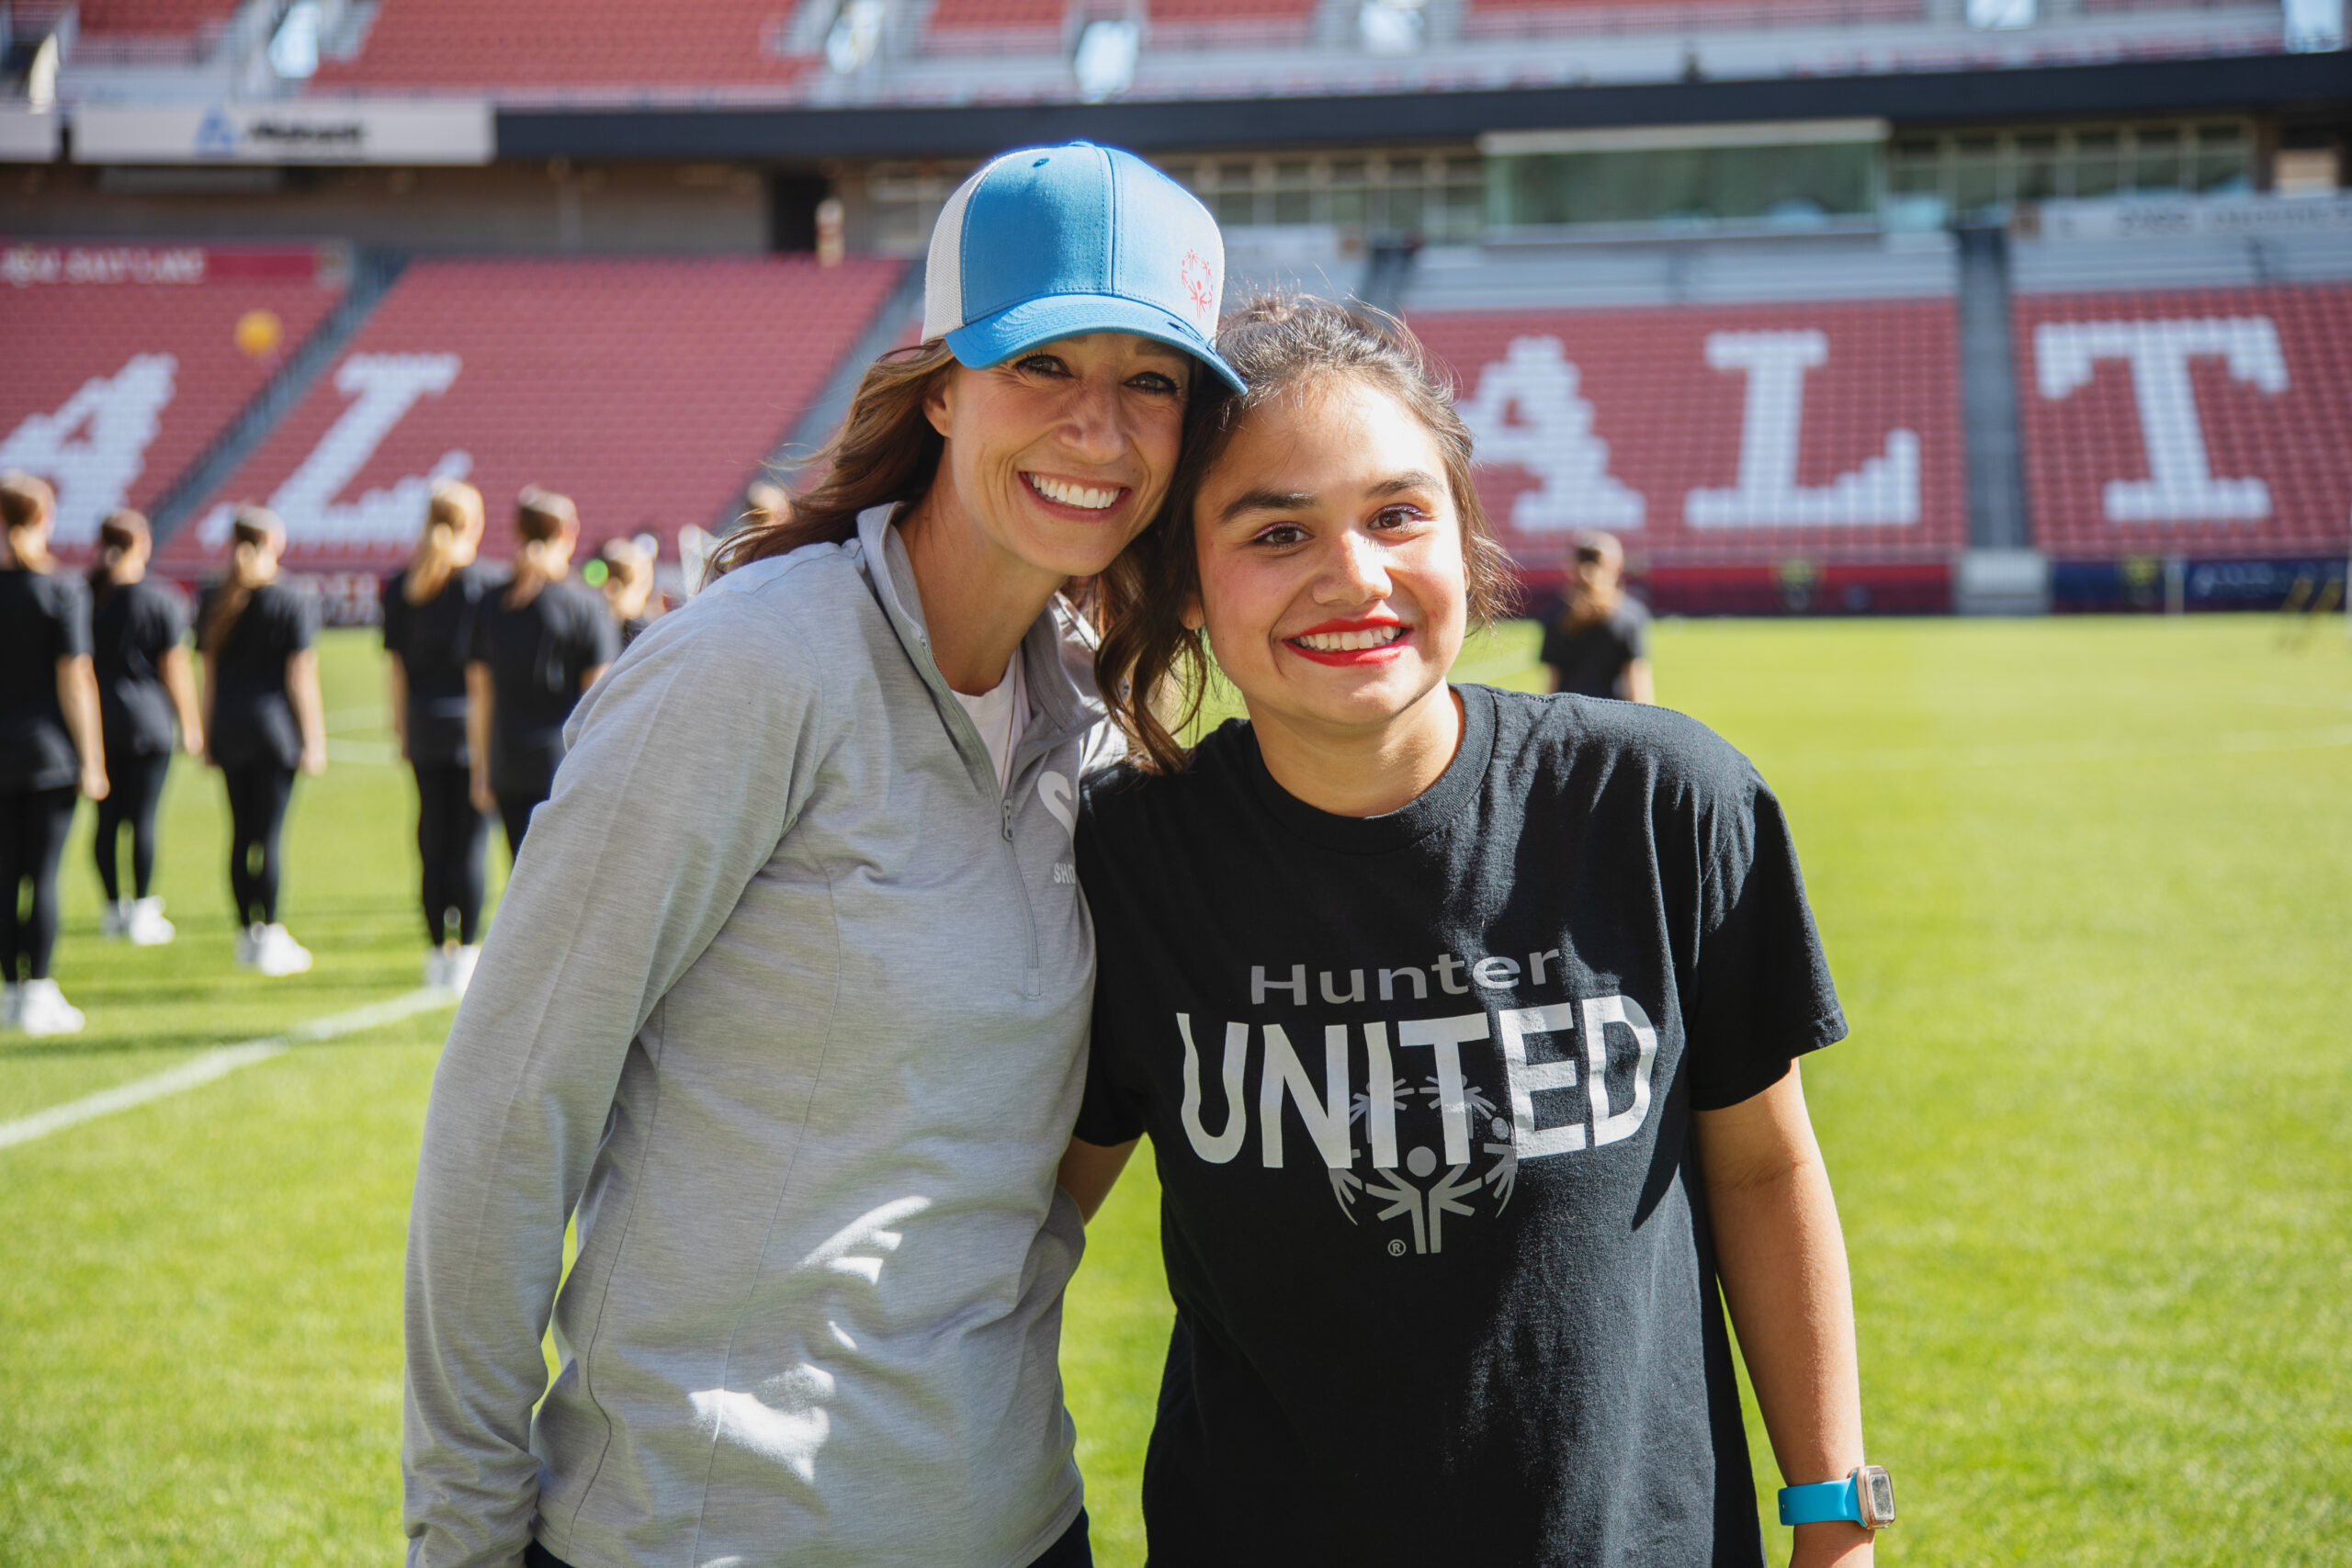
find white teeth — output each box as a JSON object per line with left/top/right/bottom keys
{"left": 1294, "top": 626, "right": 1407, "bottom": 652}
{"left": 1027, "top": 474, "right": 1120, "bottom": 511}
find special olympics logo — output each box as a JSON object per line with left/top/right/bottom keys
{"left": 1179, "top": 249, "right": 1215, "bottom": 324}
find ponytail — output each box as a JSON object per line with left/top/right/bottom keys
{"left": 1, "top": 470, "right": 56, "bottom": 573}
{"left": 201, "top": 505, "right": 285, "bottom": 657}
{"left": 505, "top": 486, "right": 578, "bottom": 609}
{"left": 88, "top": 510, "right": 151, "bottom": 604}
{"left": 405, "top": 479, "right": 484, "bottom": 605}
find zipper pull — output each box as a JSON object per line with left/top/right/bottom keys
{"left": 1001, "top": 797, "right": 1014, "bottom": 840}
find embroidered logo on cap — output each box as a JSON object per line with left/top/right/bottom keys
{"left": 1181, "top": 250, "right": 1216, "bottom": 325}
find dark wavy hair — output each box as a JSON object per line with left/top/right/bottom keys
{"left": 1095, "top": 297, "right": 1517, "bottom": 774}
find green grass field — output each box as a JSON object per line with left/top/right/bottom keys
{"left": 4, "top": 616, "right": 2348, "bottom": 1565}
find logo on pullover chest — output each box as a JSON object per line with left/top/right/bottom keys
{"left": 1169, "top": 952, "right": 1660, "bottom": 1256}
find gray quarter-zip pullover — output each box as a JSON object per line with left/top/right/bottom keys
{"left": 403, "top": 506, "right": 1115, "bottom": 1568}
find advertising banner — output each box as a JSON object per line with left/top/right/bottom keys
{"left": 73, "top": 101, "right": 492, "bottom": 165}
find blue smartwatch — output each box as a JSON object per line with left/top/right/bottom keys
{"left": 1778, "top": 1466, "right": 1896, "bottom": 1530}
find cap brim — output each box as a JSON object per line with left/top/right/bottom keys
{"left": 945, "top": 293, "right": 1246, "bottom": 394}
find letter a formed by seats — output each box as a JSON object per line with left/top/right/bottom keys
{"left": 1457, "top": 336, "right": 1645, "bottom": 532}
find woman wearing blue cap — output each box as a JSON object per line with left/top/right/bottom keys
{"left": 401, "top": 143, "right": 1241, "bottom": 1568}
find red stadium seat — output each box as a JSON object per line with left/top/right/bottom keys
{"left": 923, "top": 0, "right": 1069, "bottom": 51}
{"left": 155, "top": 254, "right": 905, "bottom": 579}
{"left": 2015, "top": 285, "right": 2352, "bottom": 561}
{"left": 308, "top": 0, "right": 820, "bottom": 93}
{"left": 1461, "top": 0, "right": 1923, "bottom": 36}
{"left": 0, "top": 244, "right": 345, "bottom": 552}
{"left": 1408, "top": 299, "right": 1965, "bottom": 581}
{"left": 1148, "top": 0, "right": 1319, "bottom": 49}
{"left": 73, "top": 0, "right": 239, "bottom": 35}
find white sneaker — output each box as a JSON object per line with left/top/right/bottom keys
{"left": 17, "top": 978, "right": 85, "bottom": 1036}
{"left": 253, "top": 924, "right": 312, "bottom": 978}
{"left": 446, "top": 944, "right": 481, "bottom": 998}
{"left": 101, "top": 900, "right": 131, "bottom": 939}
{"left": 424, "top": 948, "right": 450, "bottom": 990}
{"left": 235, "top": 924, "right": 262, "bottom": 969}
{"left": 1, "top": 981, "right": 17, "bottom": 1030}
{"left": 125, "top": 897, "right": 175, "bottom": 947}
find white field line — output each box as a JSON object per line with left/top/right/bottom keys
{"left": 0, "top": 987, "right": 452, "bottom": 1152}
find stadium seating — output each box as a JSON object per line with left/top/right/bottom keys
{"left": 1147, "top": 0, "right": 1321, "bottom": 50}
{"left": 306, "top": 0, "right": 819, "bottom": 94}
{"left": 1461, "top": 0, "right": 1924, "bottom": 38}
{"left": 2015, "top": 284, "right": 2352, "bottom": 561}
{"left": 72, "top": 0, "right": 238, "bottom": 36}
{"left": 0, "top": 244, "right": 345, "bottom": 550}
{"left": 922, "top": 0, "right": 1071, "bottom": 52}
{"left": 1408, "top": 299, "right": 1964, "bottom": 588}
{"left": 157, "top": 255, "right": 905, "bottom": 579}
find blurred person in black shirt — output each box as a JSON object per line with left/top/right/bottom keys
{"left": 199, "top": 505, "right": 326, "bottom": 977}
{"left": 1540, "top": 531, "right": 1653, "bottom": 703}
{"left": 385, "top": 479, "right": 491, "bottom": 996}
{"left": 88, "top": 510, "right": 205, "bottom": 948}
{"left": 0, "top": 472, "right": 108, "bottom": 1035}
{"left": 595, "top": 534, "right": 667, "bottom": 650}
{"left": 467, "top": 488, "right": 616, "bottom": 858}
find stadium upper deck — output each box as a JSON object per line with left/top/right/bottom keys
{"left": 2, "top": 0, "right": 2345, "bottom": 612}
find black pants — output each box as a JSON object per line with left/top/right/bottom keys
{"left": 496, "top": 791, "right": 545, "bottom": 862}
{"left": 95, "top": 750, "right": 172, "bottom": 903}
{"left": 522, "top": 1507, "right": 1091, "bottom": 1568}
{"left": 222, "top": 765, "right": 295, "bottom": 927}
{"left": 413, "top": 762, "right": 488, "bottom": 946}
{"left": 1, "top": 785, "right": 76, "bottom": 983}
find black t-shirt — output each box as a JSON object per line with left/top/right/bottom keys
{"left": 1077, "top": 684, "right": 1845, "bottom": 1568}
{"left": 94, "top": 578, "right": 190, "bottom": 761}
{"left": 0, "top": 568, "right": 92, "bottom": 792}
{"left": 1541, "top": 598, "right": 1651, "bottom": 699}
{"left": 382, "top": 564, "right": 488, "bottom": 770}
{"left": 199, "top": 581, "right": 317, "bottom": 772}
{"left": 467, "top": 576, "right": 617, "bottom": 798}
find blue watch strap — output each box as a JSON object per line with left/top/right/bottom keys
{"left": 1778, "top": 1474, "right": 1861, "bottom": 1527}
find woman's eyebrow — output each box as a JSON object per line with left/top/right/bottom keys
{"left": 1365, "top": 470, "right": 1444, "bottom": 500}
{"left": 1218, "top": 488, "right": 1316, "bottom": 523}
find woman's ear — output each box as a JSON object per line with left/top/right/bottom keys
{"left": 1181, "top": 592, "right": 1204, "bottom": 633}
{"left": 922, "top": 367, "right": 958, "bottom": 442}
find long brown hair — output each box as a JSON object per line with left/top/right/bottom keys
{"left": 1, "top": 470, "right": 56, "bottom": 573}
{"left": 1096, "top": 297, "right": 1518, "bottom": 775}
{"left": 710, "top": 340, "right": 960, "bottom": 576}
{"left": 201, "top": 505, "right": 285, "bottom": 656}
{"left": 504, "top": 486, "right": 578, "bottom": 609}
{"left": 89, "top": 509, "right": 151, "bottom": 604}
{"left": 405, "top": 479, "right": 483, "bottom": 605}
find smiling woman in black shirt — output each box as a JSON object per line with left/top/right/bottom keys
{"left": 384, "top": 479, "right": 491, "bottom": 995}
{"left": 199, "top": 505, "right": 326, "bottom": 978}
{"left": 1068, "top": 302, "right": 1887, "bottom": 1568}
{"left": 0, "top": 472, "right": 108, "bottom": 1036}
{"left": 465, "top": 487, "right": 616, "bottom": 858}
{"left": 88, "top": 510, "right": 206, "bottom": 948}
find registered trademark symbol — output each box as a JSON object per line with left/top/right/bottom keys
{"left": 1388, "top": 1239, "right": 1407, "bottom": 1257}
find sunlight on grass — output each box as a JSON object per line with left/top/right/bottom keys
{"left": 5, "top": 619, "right": 2348, "bottom": 1563}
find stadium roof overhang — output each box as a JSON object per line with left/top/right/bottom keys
{"left": 495, "top": 53, "right": 2352, "bottom": 163}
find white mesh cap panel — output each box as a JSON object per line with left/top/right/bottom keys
{"left": 923, "top": 152, "right": 1021, "bottom": 342}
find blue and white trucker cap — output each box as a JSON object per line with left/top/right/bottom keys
{"left": 924, "top": 141, "right": 1245, "bottom": 393}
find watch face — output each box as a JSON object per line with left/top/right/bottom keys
{"left": 1861, "top": 1467, "right": 1896, "bottom": 1528}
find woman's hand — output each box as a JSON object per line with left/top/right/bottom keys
{"left": 470, "top": 768, "right": 497, "bottom": 816}
{"left": 300, "top": 742, "right": 328, "bottom": 777}
{"left": 80, "top": 759, "right": 110, "bottom": 801}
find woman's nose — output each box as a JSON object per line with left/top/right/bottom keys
{"left": 1057, "top": 375, "right": 1127, "bottom": 464}
{"left": 1319, "top": 528, "right": 1392, "bottom": 602}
